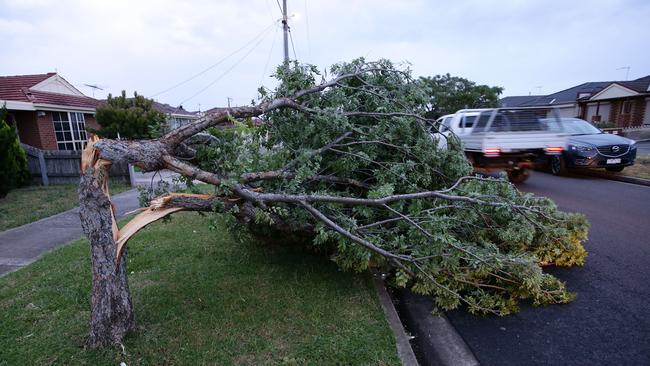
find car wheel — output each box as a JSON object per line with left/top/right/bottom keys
{"left": 507, "top": 168, "right": 530, "bottom": 183}
{"left": 606, "top": 166, "right": 624, "bottom": 172}
{"left": 550, "top": 155, "right": 567, "bottom": 176}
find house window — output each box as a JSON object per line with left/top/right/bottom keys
{"left": 621, "top": 100, "right": 633, "bottom": 114}
{"left": 52, "top": 111, "right": 88, "bottom": 150}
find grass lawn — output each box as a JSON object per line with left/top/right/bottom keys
{"left": 0, "top": 212, "right": 400, "bottom": 365}
{"left": 0, "top": 181, "right": 132, "bottom": 232}
{"left": 617, "top": 155, "right": 650, "bottom": 180}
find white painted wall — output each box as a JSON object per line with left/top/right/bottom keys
{"left": 599, "top": 103, "right": 612, "bottom": 122}
{"left": 30, "top": 75, "right": 85, "bottom": 96}
{"left": 556, "top": 105, "right": 578, "bottom": 118}
{"left": 591, "top": 84, "right": 637, "bottom": 100}
{"left": 585, "top": 102, "right": 611, "bottom": 123}
{"left": 586, "top": 104, "right": 598, "bottom": 120}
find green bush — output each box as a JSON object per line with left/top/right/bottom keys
{"left": 93, "top": 91, "right": 167, "bottom": 139}
{"left": 0, "top": 107, "right": 31, "bottom": 198}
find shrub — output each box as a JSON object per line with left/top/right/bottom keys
{"left": 0, "top": 107, "right": 31, "bottom": 198}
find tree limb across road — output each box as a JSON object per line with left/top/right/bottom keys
{"left": 79, "top": 59, "right": 589, "bottom": 348}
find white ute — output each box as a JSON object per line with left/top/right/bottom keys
{"left": 432, "top": 108, "right": 567, "bottom": 183}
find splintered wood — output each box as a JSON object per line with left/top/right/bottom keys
{"left": 115, "top": 193, "right": 211, "bottom": 264}
{"left": 80, "top": 136, "right": 211, "bottom": 268}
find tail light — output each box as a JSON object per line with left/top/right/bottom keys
{"left": 484, "top": 148, "right": 501, "bottom": 157}
{"left": 544, "top": 147, "right": 563, "bottom": 155}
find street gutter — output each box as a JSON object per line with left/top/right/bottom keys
{"left": 395, "top": 290, "right": 480, "bottom": 366}
{"left": 372, "top": 271, "right": 419, "bottom": 366}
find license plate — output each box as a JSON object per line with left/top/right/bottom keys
{"left": 606, "top": 158, "right": 621, "bottom": 164}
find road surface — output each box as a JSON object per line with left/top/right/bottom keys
{"left": 402, "top": 171, "right": 650, "bottom": 365}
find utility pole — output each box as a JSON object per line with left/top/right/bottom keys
{"left": 227, "top": 97, "right": 232, "bottom": 108}
{"left": 282, "top": 0, "right": 290, "bottom": 67}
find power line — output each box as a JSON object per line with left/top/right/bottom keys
{"left": 180, "top": 28, "right": 273, "bottom": 105}
{"left": 151, "top": 22, "right": 276, "bottom": 98}
{"left": 288, "top": 28, "right": 298, "bottom": 60}
{"left": 275, "top": 0, "right": 283, "bottom": 15}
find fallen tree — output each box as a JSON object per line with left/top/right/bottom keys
{"left": 79, "top": 59, "right": 588, "bottom": 348}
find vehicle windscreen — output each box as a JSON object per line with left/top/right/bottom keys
{"left": 441, "top": 117, "right": 452, "bottom": 132}
{"left": 558, "top": 119, "right": 602, "bottom": 135}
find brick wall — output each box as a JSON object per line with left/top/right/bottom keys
{"left": 14, "top": 110, "right": 41, "bottom": 148}
{"left": 12, "top": 110, "right": 98, "bottom": 150}
{"left": 631, "top": 98, "right": 646, "bottom": 127}
{"left": 613, "top": 97, "right": 646, "bottom": 127}
{"left": 85, "top": 113, "right": 99, "bottom": 130}
{"left": 37, "top": 111, "right": 58, "bottom": 150}
{"left": 610, "top": 101, "right": 621, "bottom": 127}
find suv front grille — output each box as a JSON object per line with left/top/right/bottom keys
{"left": 597, "top": 144, "right": 629, "bottom": 157}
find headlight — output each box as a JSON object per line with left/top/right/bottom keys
{"left": 569, "top": 143, "right": 595, "bottom": 152}
{"left": 630, "top": 141, "right": 637, "bottom": 149}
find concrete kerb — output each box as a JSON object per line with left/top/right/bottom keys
{"left": 371, "top": 271, "right": 419, "bottom": 366}
{"left": 396, "top": 290, "right": 480, "bottom": 366}
{"left": 579, "top": 171, "right": 650, "bottom": 187}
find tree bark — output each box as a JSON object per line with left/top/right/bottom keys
{"left": 79, "top": 167, "right": 135, "bottom": 348}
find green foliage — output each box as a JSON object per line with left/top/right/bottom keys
{"left": 419, "top": 73, "right": 504, "bottom": 119}
{"left": 93, "top": 91, "right": 167, "bottom": 139}
{"left": 195, "top": 59, "right": 588, "bottom": 315}
{"left": 0, "top": 106, "right": 31, "bottom": 198}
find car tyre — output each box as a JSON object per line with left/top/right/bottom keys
{"left": 507, "top": 168, "right": 530, "bottom": 183}
{"left": 550, "top": 155, "right": 568, "bottom": 176}
{"left": 606, "top": 166, "right": 624, "bottom": 172}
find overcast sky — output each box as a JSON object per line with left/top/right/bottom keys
{"left": 1, "top": 0, "right": 648, "bottom": 111}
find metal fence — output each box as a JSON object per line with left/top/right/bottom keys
{"left": 21, "top": 143, "right": 132, "bottom": 186}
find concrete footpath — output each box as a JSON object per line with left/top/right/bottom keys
{"left": 0, "top": 170, "right": 180, "bottom": 277}
{"left": 0, "top": 189, "right": 140, "bottom": 277}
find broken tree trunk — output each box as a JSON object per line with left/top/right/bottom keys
{"left": 79, "top": 138, "right": 135, "bottom": 348}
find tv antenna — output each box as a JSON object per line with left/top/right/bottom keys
{"left": 616, "top": 66, "right": 631, "bottom": 80}
{"left": 83, "top": 84, "right": 105, "bottom": 97}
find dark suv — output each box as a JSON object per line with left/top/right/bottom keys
{"left": 547, "top": 118, "right": 637, "bottom": 175}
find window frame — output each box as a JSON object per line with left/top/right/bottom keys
{"left": 621, "top": 100, "right": 633, "bottom": 115}
{"left": 52, "top": 111, "right": 88, "bottom": 151}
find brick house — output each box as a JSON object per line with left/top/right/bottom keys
{"left": 576, "top": 76, "right": 650, "bottom": 127}
{"left": 0, "top": 73, "right": 100, "bottom": 151}
{"left": 499, "top": 75, "right": 650, "bottom": 127}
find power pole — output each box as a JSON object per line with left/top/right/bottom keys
{"left": 227, "top": 97, "right": 232, "bottom": 108}
{"left": 282, "top": 0, "right": 290, "bottom": 67}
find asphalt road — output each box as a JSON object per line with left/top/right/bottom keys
{"left": 4, "top": 164, "right": 647, "bottom": 362}
{"left": 401, "top": 172, "right": 650, "bottom": 365}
